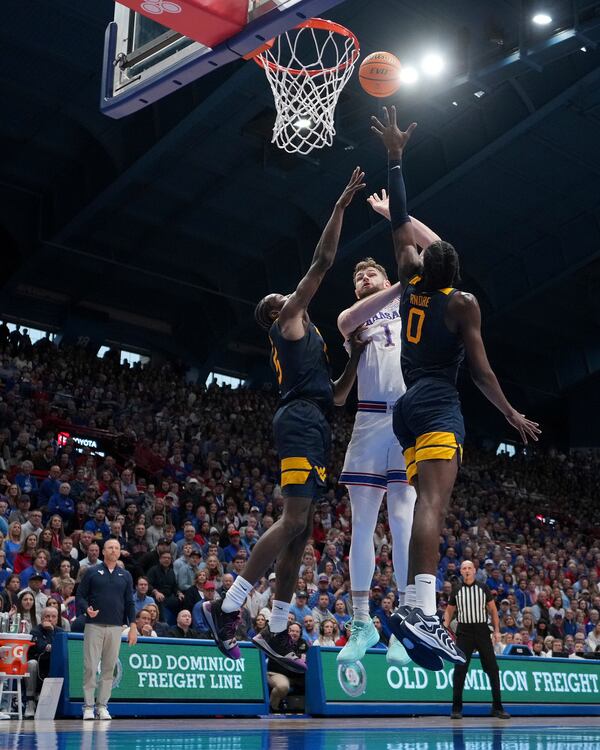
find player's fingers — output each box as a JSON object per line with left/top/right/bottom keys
{"left": 381, "top": 189, "right": 387, "bottom": 199}
{"left": 405, "top": 122, "right": 418, "bottom": 138}
{"left": 371, "top": 115, "right": 385, "bottom": 130}
{"left": 390, "top": 105, "right": 397, "bottom": 126}
{"left": 370, "top": 126, "right": 384, "bottom": 138}
{"left": 382, "top": 106, "right": 390, "bottom": 126}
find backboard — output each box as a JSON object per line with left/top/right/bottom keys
{"left": 101, "top": 0, "right": 347, "bottom": 118}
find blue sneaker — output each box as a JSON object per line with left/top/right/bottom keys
{"left": 336, "top": 619, "right": 379, "bottom": 664}
{"left": 402, "top": 607, "right": 465, "bottom": 665}
{"left": 389, "top": 607, "right": 444, "bottom": 671}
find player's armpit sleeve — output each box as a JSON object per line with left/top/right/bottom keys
{"left": 388, "top": 158, "right": 411, "bottom": 230}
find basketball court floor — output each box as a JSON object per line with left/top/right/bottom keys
{"left": 3, "top": 717, "right": 600, "bottom": 749}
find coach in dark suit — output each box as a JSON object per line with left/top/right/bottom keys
{"left": 444, "top": 560, "right": 510, "bottom": 720}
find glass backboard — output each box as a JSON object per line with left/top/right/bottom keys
{"left": 101, "top": 0, "right": 347, "bottom": 118}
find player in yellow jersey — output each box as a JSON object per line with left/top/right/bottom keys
{"left": 371, "top": 106, "right": 540, "bottom": 667}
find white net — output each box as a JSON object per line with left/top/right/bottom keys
{"left": 255, "top": 19, "right": 359, "bottom": 155}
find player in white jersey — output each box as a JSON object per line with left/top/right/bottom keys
{"left": 337, "top": 191, "right": 441, "bottom": 665}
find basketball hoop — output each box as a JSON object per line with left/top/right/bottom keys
{"left": 252, "top": 18, "right": 360, "bottom": 155}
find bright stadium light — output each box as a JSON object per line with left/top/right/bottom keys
{"left": 532, "top": 12, "right": 552, "bottom": 25}
{"left": 294, "top": 118, "right": 312, "bottom": 130}
{"left": 400, "top": 66, "right": 419, "bottom": 84}
{"left": 421, "top": 53, "right": 445, "bottom": 76}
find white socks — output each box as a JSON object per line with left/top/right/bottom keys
{"left": 397, "top": 590, "right": 406, "bottom": 607}
{"left": 352, "top": 593, "right": 370, "bottom": 622}
{"left": 405, "top": 584, "right": 417, "bottom": 607}
{"left": 415, "top": 574, "right": 437, "bottom": 616}
{"left": 269, "top": 600, "right": 291, "bottom": 634}
{"left": 222, "top": 575, "right": 253, "bottom": 613}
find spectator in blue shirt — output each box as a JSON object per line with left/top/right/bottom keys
{"left": 20, "top": 551, "right": 52, "bottom": 590}
{"left": 373, "top": 595, "right": 395, "bottom": 641}
{"left": 308, "top": 575, "right": 336, "bottom": 610}
{"left": 191, "top": 581, "right": 216, "bottom": 634}
{"left": 514, "top": 580, "right": 533, "bottom": 609}
{"left": 240, "top": 526, "right": 257, "bottom": 556}
{"left": 84, "top": 507, "right": 111, "bottom": 542}
{"left": 222, "top": 530, "right": 243, "bottom": 563}
{"left": 15, "top": 460, "right": 39, "bottom": 501}
{"left": 302, "top": 614, "right": 319, "bottom": 644}
{"left": 38, "top": 466, "right": 61, "bottom": 508}
{"left": 48, "top": 483, "right": 75, "bottom": 522}
{"left": 290, "top": 590, "right": 312, "bottom": 625}
{"left": 333, "top": 598, "right": 351, "bottom": 631}
{"left": 133, "top": 576, "right": 156, "bottom": 614}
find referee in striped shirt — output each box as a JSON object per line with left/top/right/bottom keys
{"left": 444, "top": 560, "right": 510, "bottom": 720}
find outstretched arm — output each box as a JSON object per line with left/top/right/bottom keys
{"left": 371, "top": 107, "right": 421, "bottom": 286}
{"left": 367, "top": 190, "right": 441, "bottom": 249}
{"left": 278, "top": 168, "right": 366, "bottom": 340}
{"left": 332, "top": 328, "right": 368, "bottom": 406}
{"left": 451, "top": 292, "right": 541, "bottom": 444}
{"left": 337, "top": 282, "right": 401, "bottom": 338}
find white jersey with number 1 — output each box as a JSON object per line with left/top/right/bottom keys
{"left": 340, "top": 295, "right": 409, "bottom": 488}
{"left": 344, "top": 295, "right": 406, "bottom": 404}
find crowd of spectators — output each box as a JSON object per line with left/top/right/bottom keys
{"left": 1, "top": 324, "right": 600, "bottom": 712}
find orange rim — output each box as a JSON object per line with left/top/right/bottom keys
{"left": 253, "top": 18, "right": 360, "bottom": 77}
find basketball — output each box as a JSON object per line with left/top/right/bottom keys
{"left": 358, "top": 51, "right": 402, "bottom": 98}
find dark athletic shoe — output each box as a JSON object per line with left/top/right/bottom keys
{"left": 202, "top": 599, "right": 241, "bottom": 659}
{"left": 390, "top": 605, "right": 444, "bottom": 671}
{"left": 402, "top": 607, "right": 466, "bottom": 665}
{"left": 252, "top": 626, "right": 307, "bottom": 674}
{"left": 490, "top": 708, "right": 511, "bottom": 719}
{"left": 450, "top": 710, "right": 463, "bottom": 720}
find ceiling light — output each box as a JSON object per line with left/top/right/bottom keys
{"left": 294, "top": 118, "right": 312, "bottom": 130}
{"left": 580, "top": 46, "right": 587, "bottom": 52}
{"left": 532, "top": 13, "right": 552, "bottom": 25}
{"left": 400, "top": 66, "right": 419, "bottom": 84}
{"left": 452, "top": 101, "right": 458, "bottom": 106}
{"left": 421, "top": 53, "right": 445, "bottom": 76}
{"left": 474, "top": 90, "right": 486, "bottom": 99}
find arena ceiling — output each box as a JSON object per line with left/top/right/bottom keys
{"left": 2, "top": 0, "right": 600, "bottom": 442}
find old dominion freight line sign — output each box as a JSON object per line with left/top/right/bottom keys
{"left": 326, "top": 652, "right": 600, "bottom": 704}
{"left": 67, "top": 639, "right": 264, "bottom": 701}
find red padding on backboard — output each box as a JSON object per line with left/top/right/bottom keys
{"left": 119, "top": 0, "right": 248, "bottom": 49}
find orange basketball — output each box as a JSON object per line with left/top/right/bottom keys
{"left": 358, "top": 51, "right": 401, "bottom": 98}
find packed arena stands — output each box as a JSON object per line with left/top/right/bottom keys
{"left": 1, "top": 325, "right": 599, "bottom": 710}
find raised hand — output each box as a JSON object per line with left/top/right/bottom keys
{"left": 367, "top": 189, "right": 389, "bottom": 219}
{"left": 505, "top": 410, "right": 541, "bottom": 445}
{"left": 371, "top": 106, "right": 417, "bottom": 157}
{"left": 336, "top": 166, "right": 366, "bottom": 210}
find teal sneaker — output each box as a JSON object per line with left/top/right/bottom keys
{"left": 336, "top": 619, "right": 379, "bottom": 664}
{"left": 386, "top": 634, "right": 411, "bottom": 666}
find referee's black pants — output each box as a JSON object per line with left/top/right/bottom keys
{"left": 452, "top": 624, "right": 503, "bottom": 711}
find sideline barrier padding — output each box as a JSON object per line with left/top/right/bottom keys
{"left": 50, "top": 632, "right": 269, "bottom": 717}
{"left": 306, "top": 646, "right": 600, "bottom": 716}
{"left": 49, "top": 633, "right": 600, "bottom": 717}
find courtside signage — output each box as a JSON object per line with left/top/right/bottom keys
{"left": 66, "top": 638, "right": 263, "bottom": 700}
{"left": 51, "top": 633, "right": 269, "bottom": 716}
{"left": 308, "top": 648, "right": 600, "bottom": 715}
